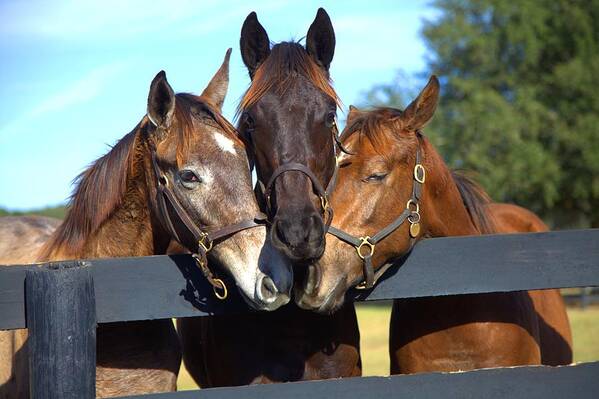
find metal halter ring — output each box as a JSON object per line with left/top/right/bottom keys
{"left": 198, "top": 232, "right": 213, "bottom": 252}
{"left": 320, "top": 195, "right": 330, "bottom": 213}
{"left": 406, "top": 199, "right": 420, "bottom": 213}
{"left": 356, "top": 236, "right": 375, "bottom": 259}
{"left": 159, "top": 175, "right": 169, "bottom": 187}
{"left": 408, "top": 211, "right": 421, "bottom": 224}
{"left": 414, "top": 164, "right": 426, "bottom": 184}
{"left": 212, "top": 278, "right": 228, "bottom": 300}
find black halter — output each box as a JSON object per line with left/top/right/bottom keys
{"left": 151, "top": 151, "right": 267, "bottom": 300}
{"left": 255, "top": 121, "right": 341, "bottom": 229}
{"left": 327, "top": 133, "right": 426, "bottom": 289}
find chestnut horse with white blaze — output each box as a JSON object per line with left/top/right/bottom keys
{"left": 296, "top": 75, "right": 572, "bottom": 372}
{"left": 0, "top": 50, "right": 292, "bottom": 398}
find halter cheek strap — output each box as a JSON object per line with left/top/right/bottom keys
{"left": 327, "top": 133, "right": 425, "bottom": 289}
{"left": 151, "top": 152, "right": 267, "bottom": 299}
{"left": 255, "top": 121, "right": 340, "bottom": 228}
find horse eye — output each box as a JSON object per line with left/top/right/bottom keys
{"left": 178, "top": 170, "right": 200, "bottom": 183}
{"left": 243, "top": 113, "right": 255, "bottom": 132}
{"left": 365, "top": 173, "right": 388, "bottom": 182}
{"left": 326, "top": 111, "right": 336, "bottom": 127}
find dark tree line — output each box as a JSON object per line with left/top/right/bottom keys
{"left": 363, "top": 0, "right": 599, "bottom": 228}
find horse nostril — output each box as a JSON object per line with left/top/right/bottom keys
{"left": 274, "top": 219, "right": 292, "bottom": 247}
{"left": 258, "top": 275, "right": 278, "bottom": 304}
{"left": 263, "top": 276, "right": 277, "bottom": 296}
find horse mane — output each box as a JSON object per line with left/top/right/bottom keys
{"left": 237, "top": 41, "right": 340, "bottom": 114}
{"left": 343, "top": 106, "right": 496, "bottom": 235}
{"left": 38, "top": 126, "right": 138, "bottom": 260}
{"left": 40, "top": 93, "right": 236, "bottom": 260}
{"left": 450, "top": 170, "right": 496, "bottom": 234}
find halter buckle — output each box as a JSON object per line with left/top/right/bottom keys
{"left": 198, "top": 232, "right": 213, "bottom": 252}
{"left": 414, "top": 164, "right": 426, "bottom": 184}
{"left": 356, "top": 236, "right": 375, "bottom": 259}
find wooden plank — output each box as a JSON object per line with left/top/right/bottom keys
{"left": 359, "top": 228, "right": 599, "bottom": 301}
{"left": 1, "top": 229, "right": 598, "bottom": 330}
{"left": 120, "top": 362, "right": 599, "bottom": 399}
{"left": 26, "top": 262, "right": 96, "bottom": 399}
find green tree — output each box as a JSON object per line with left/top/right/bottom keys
{"left": 363, "top": 0, "right": 599, "bottom": 228}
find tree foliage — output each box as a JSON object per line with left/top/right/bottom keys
{"left": 363, "top": 0, "right": 599, "bottom": 228}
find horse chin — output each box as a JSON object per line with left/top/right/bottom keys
{"left": 294, "top": 272, "right": 345, "bottom": 314}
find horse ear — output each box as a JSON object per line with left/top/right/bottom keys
{"left": 147, "top": 71, "right": 175, "bottom": 129}
{"left": 306, "top": 8, "right": 335, "bottom": 71}
{"left": 402, "top": 75, "right": 440, "bottom": 131}
{"left": 201, "top": 48, "right": 231, "bottom": 111}
{"left": 240, "top": 12, "right": 271, "bottom": 79}
{"left": 346, "top": 105, "right": 360, "bottom": 125}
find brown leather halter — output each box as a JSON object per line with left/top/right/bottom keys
{"left": 151, "top": 152, "right": 267, "bottom": 299}
{"left": 255, "top": 121, "right": 342, "bottom": 229}
{"left": 327, "top": 133, "right": 426, "bottom": 289}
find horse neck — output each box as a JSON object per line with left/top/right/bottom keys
{"left": 420, "top": 138, "right": 480, "bottom": 238}
{"left": 42, "top": 136, "right": 168, "bottom": 261}
{"left": 80, "top": 152, "right": 161, "bottom": 259}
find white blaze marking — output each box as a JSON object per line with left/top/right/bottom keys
{"left": 214, "top": 132, "right": 236, "bottom": 155}
{"left": 202, "top": 169, "right": 214, "bottom": 185}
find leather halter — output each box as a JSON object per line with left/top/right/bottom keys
{"left": 327, "top": 133, "right": 426, "bottom": 289}
{"left": 151, "top": 151, "right": 267, "bottom": 299}
{"left": 256, "top": 122, "right": 340, "bottom": 228}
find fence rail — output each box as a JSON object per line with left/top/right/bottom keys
{"left": 1, "top": 229, "right": 598, "bottom": 398}
{"left": 1, "top": 229, "right": 598, "bottom": 331}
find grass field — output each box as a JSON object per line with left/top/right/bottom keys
{"left": 177, "top": 302, "right": 599, "bottom": 390}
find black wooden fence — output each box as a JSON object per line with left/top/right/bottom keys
{"left": 1, "top": 229, "right": 599, "bottom": 398}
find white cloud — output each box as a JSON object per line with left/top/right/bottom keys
{"left": 29, "top": 61, "right": 130, "bottom": 117}
{"left": 0, "top": 60, "right": 130, "bottom": 144}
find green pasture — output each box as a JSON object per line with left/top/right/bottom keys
{"left": 177, "top": 302, "right": 599, "bottom": 390}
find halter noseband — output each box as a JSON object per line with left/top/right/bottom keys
{"left": 256, "top": 121, "right": 340, "bottom": 228}
{"left": 327, "top": 133, "right": 426, "bottom": 289}
{"left": 151, "top": 151, "right": 267, "bottom": 300}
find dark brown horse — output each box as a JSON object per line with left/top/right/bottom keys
{"left": 0, "top": 50, "right": 292, "bottom": 398}
{"left": 237, "top": 8, "right": 339, "bottom": 261}
{"left": 296, "top": 76, "right": 572, "bottom": 372}
{"left": 179, "top": 9, "right": 362, "bottom": 387}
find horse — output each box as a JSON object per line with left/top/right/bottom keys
{"left": 0, "top": 216, "right": 60, "bottom": 264}
{"left": 0, "top": 216, "right": 61, "bottom": 398}
{"left": 295, "top": 75, "right": 572, "bottom": 373}
{"left": 0, "top": 50, "right": 292, "bottom": 398}
{"left": 178, "top": 9, "right": 362, "bottom": 387}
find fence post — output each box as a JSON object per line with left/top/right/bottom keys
{"left": 26, "top": 261, "right": 96, "bottom": 399}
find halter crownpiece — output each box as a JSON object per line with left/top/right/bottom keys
{"left": 327, "top": 132, "right": 425, "bottom": 290}
{"left": 151, "top": 151, "right": 267, "bottom": 300}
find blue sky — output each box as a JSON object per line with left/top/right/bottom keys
{"left": 0, "top": 0, "right": 436, "bottom": 210}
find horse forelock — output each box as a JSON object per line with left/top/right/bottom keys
{"left": 341, "top": 107, "right": 496, "bottom": 235}
{"left": 237, "top": 42, "right": 340, "bottom": 116}
{"left": 175, "top": 93, "right": 246, "bottom": 163}
{"left": 341, "top": 107, "right": 412, "bottom": 158}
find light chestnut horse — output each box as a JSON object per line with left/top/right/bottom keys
{"left": 296, "top": 76, "right": 572, "bottom": 373}
{"left": 0, "top": 50, "right": 292, "bottom": 398}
